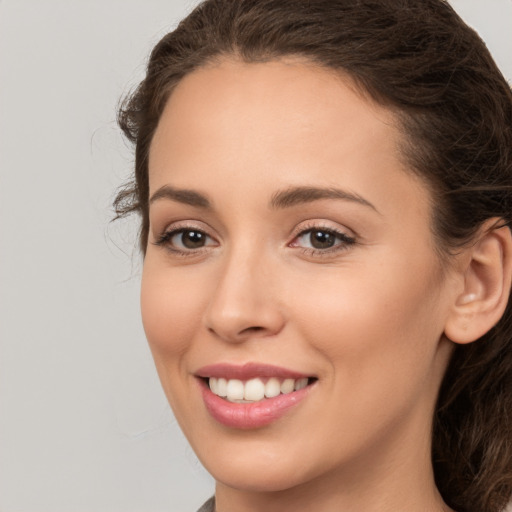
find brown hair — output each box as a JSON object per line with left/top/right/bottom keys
{"left": 115, "top": 1, "right": 512, "bottom": 510}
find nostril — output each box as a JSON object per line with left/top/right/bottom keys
{"left": 207, "top": 325, "right": 264, "bottom": 336}
{"left": 239, "top": 326, "right": 266, "bottom": 336}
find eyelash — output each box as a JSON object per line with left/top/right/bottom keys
{"left": 153, "top": 223, "right": 356, "bottom": 258}
{"left": 153, "top": 227, "right": 216, "bottom": 257}
{"left": 290, "top": 224, "right": 356, "bottom": 257}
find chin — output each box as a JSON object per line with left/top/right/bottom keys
{"left": 194, "top": 437, "right": 325, "bottom": 493}
{"left": 209, "top": 463, "right": 311, "bottom": 493}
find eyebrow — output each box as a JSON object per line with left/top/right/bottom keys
{"left": 149, "top": 184, "right": 378, "bottom": 213}
{"left": 270, "top": 186, "right": 379, "bottom": 213}
{"left": 149, "top": 185, "right": 211, "bottom": 208}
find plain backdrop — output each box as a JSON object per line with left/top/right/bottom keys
{"left": 0, "top": 1, "right": 511, "bottom": 511}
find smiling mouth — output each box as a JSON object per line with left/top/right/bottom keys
{"left": 196, "top": 364, "right": 317, "bottom": 428}
{"left": 204, "top": 376, "right": 317, "bottom": 403}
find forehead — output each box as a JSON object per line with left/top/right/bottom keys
{"left": 151, "top": 58, "right": 397, "bottom": 164}
{"left": 148, "top": 58, "right": 428, "bottom": 216}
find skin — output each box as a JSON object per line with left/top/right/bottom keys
{"left": 142, "top": 58, "right": 460, "bottom": 512}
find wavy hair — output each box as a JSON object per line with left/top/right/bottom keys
{"left": 115, "top": 1, "right": 512, "bottom": 510}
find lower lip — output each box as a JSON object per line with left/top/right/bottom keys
{"left": 199, "top": 380, "right": 313, "bottom": 429}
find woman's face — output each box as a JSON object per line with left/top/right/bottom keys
{"left": 142, "top": 59, "right": 457, "bottom": 493}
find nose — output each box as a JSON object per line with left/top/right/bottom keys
{"left": 203, "top": 248, "right": 285, "bottom": 343}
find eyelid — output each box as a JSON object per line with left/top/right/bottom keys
{"left": 152, "top": 219, "right": 356, "bottom": 258}
{"left": 287, "top": 220, "right": 357, "bottom": 256}
{"left": 152, "top": 220, "right": 219, "bottom": 254}
{"left": 155, "top": 219, "right": 216, "bottom": 239}
{"left": 289, "top": 220, "right": 356, "bottom": 241}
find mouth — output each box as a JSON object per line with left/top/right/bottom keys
{"left": 203, "top": 376, "right": 317, "bottom": 403}
{"left": 195, "top": 363, "right": 317, "bottom": 429}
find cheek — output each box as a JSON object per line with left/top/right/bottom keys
{"left": 281, "top": 265, "right": 448, "bottom": 461}
{"left": 140, "top": 261, "right": 206, "bottom": 359}
{"left": 140, "top": 260, "right": 214, "bottom": 430}
{"left": 288, "top": 256, "right": 446, "bottom": 387}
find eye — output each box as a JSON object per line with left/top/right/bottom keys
{"left": 172, "top": 229, "right": 211, "bottom": 249}
{"left": 154, "top": 227, "right": 217, "bottom": 252}
{"left": 300, "top": 230, "right": 338, "bottom": 249}
{"left": 291, "top": 227, "right": 355, "bottom": 252}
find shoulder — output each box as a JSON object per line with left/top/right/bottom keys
{"left": 196, "top": 496, "right": 215, "bottom": 512}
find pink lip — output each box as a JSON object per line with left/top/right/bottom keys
{"left": 195, "top": 363, "right": 315, "bottom": 429}
{"left": 195, "top": 362, "right": 311, "bottom": 381}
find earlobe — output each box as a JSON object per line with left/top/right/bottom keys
{"left": 444, "top": 221, "right": 512, "bottom": 345}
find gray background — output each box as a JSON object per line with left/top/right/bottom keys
{"left": 0, "top": 1, "right": 511, "bottom": 511}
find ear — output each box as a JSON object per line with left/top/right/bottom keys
{"left": 444, "top": 220, "right": 512, "bottom": 344}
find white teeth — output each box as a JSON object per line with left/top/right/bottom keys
{"left": 265, "top": 377, "right": 281, "bottom": 398}
{"left": 208, "top": 376, "right": 311, "bottom": 402}
{"left": 294, "top": 377, "right": 308, "bottom": 391}
{"left": 226, "top": 379, "right": 244, "bottom": 402}
{"left": 244, "top": 378, "right": 265, "bottom": 401}
{"left": 217, "top": 378, "right": 227, "bottom": 397}
{"left": 280, "top": 378, "right": 295, "bottom": 394}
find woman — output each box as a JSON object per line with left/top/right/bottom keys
{"left": 115, "top": 1, "right": 512, "bottom": 511}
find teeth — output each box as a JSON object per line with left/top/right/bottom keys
{"left": 265, "top": 377, "right": 281, "bottom": 398}
{"left": 294, "top": 377, "right": 308, "bottom": 391}
{"left": 244, "top": 378, "right": 265, "bottom": 401}
{"left": 226, "top": 379, "right": 244, "bottom": 401}
{"left": 217, "top": 378, "right": 227, "bottom": 397}
{"left": 209, "top": 378, "right": 218, "bottom": 394}
{"left": 208, "top": 376, "right": 311, "bottom": 402}
{"left": 280, "top": 378, "right": 295, "bottom": 394}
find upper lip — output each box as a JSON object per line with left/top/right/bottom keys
{"left": 195, "top": 362, "right": 313, "bottom": 380}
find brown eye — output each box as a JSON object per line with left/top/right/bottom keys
{"left": 173, "top": 230, "right": 209, "bottom": 249}
{"left": 292, "top": 227, "right": 356, "bottom": 253}
{"left": 154, "top": 225, "right": 218, "bottom": 254}
{"left": 309, "top": 230, "right": 336, "bottom": 249}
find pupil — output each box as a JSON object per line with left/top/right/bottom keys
{"left": 183, "top": 230, "right": 205, "bottom": 248}
{"left": 311, "top": 230, "right": 335, "bottom": 249}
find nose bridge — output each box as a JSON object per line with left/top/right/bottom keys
{"left": 203, "top": 238, "right": 284, "bottom": 342}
